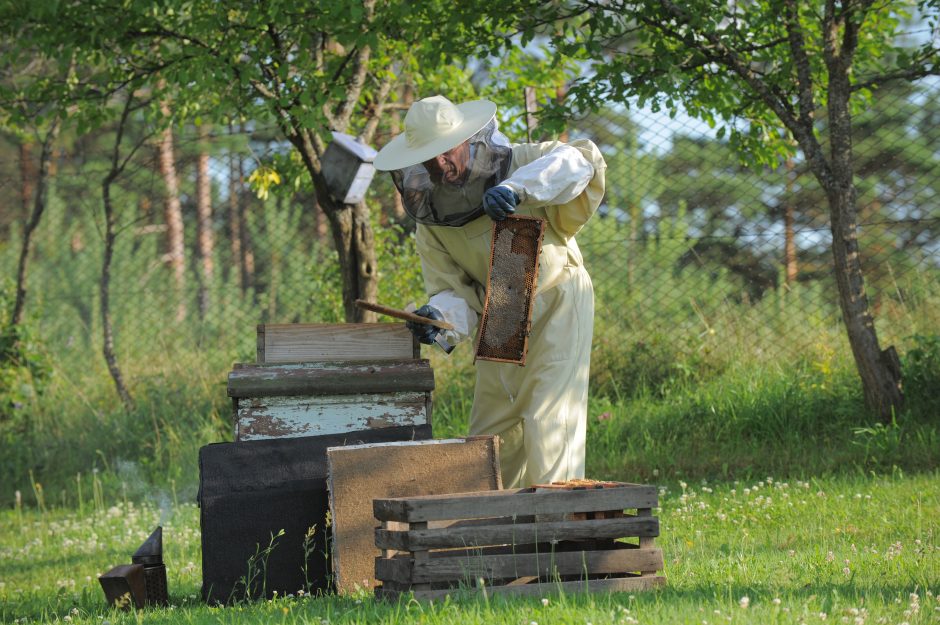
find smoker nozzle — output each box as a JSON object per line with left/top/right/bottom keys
{"left": 131, "top": 526, "right": 163, "bottom": 566}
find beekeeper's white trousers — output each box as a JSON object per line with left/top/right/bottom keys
{"left": 469, "top": 266, "right": 593, "bottom": 488}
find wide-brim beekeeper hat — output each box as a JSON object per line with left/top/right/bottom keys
{"left": 373, "top": 95, "right": 497, "bottom": 171}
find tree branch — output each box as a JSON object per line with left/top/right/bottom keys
{"left": 358, "top": 68, "right": 396, "bottom": 146}
{"left": 782, "top": 0, "right": 817, "bottom": 129}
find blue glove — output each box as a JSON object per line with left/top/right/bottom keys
{"left": 406, "top": 305, "right": 445, "bottom": 345}
{"left": 482, "top": 185, "right": 519, "bottom": 221}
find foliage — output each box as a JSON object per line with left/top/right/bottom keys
{"left": 902, "top": 333, "right": 940, "bottom": 413}
{"left": 0, "top": 282, "right": 51, "bottom": 426}
{"left": 508, "top": 1, "right": 940, "bottom": 165}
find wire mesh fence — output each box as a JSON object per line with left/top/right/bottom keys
{"left": 1, "top": 79, "right": 938, "bottom": 407}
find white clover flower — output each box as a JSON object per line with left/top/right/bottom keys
{"left": 541, "top": 598, "right": 549, "bottom": 606}
{"left": 739, "top": 596, "right": 750, "bottom": 608}
{"left": 772, "top": 598, "right": 781, "bottom": 605}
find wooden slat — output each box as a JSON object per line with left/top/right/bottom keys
{"left": 235, "top": 391, "right": 429, "bottom": 441}
{"left": 375, "top": 574, "right": 667, "bottom": 601}
{"left": 375, "top": 516, "right": 659, "bottom": 551}
{"left": 375, "top": 547, "right": 665, "bottom": 584}
{"left": 374, "top": 485, "right": 658, "bottom": 522}
{"left": 258, "top": 323, "right": 415, "bottom": 364}
{"left": 637, "top": 508, "right": 657, "bottom": 574}
{"left": 227, "top": 360, "right": 434, "bottom": 398}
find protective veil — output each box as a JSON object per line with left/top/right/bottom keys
{"left": 390, "top": 119, "right": 513, "bottom": 227}
{"left": 416, "top": 139, "right": 608, "bottom": 488}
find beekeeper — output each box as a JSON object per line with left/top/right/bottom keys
{"left": 373, "top": 95, "right": 606, "bottom": 488}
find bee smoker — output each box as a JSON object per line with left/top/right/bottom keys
{"left": 132, "top": 526, "right": 169, "bottom": 606}
{"left": 99, "top": 526, "right": 168, "bottom": 609}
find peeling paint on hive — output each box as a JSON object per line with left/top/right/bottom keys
{"left": 235, "top": 391, "right": 429, "bottom": 441}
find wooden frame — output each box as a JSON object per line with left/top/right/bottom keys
{"left": 474, "top": 215, "right": 546, "bottom": 366}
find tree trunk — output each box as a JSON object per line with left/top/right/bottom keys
{"left": 314, "top": 197, "right": 329, "bottom": 246}
{"left": 195, "top": 125, "right": 215, "bottom": 318}
{"left": 102, "top": 173, "right": 135, "bottom": 411}
{"left": 18, "top": 141, "right": 34, "bottom": 224}
{"left": 11, "top": 118, "right": 60, "bottom": 328}
{"left": 824, "top": 63, "right": 903, "bottom": 422}
{"left": 228, "top": 148, "right": 244, "bottom": 288}
{"left": 157, "top": 103, "right": 186, "bottom": 322}
{"left": 100, "top": 97, "right": 136, "bottom": 412}
{"left": 387, "top": 110, "right": 407, "bottom": 224}
{"left": 289, "top": 129, "right": 377, "bottom": 322}
{"left": 238, "top": 170, "right": 255, "bottom": 293}
{"left": 325, "top": 200, "right": 378, "bottom": 321}
{"left": 783, "top": 159, "right": 798, "bottom": 286}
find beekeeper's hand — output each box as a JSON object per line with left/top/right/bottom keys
{"left": 482, "top": 185, "right": 519, "bottom": 221}
{"left": 406, "top": 305, "right": 445, "bottom": 345}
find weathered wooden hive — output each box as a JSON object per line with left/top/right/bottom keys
{"left": 227, "top": 323, "right": 433, "bottom": 441}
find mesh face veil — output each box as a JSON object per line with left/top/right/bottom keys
{"left": 391, "top": 119, "right": 513, "bottom": 227}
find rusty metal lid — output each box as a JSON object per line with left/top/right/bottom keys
{"left": 131, "top": 526, "right": 163, "bottom": 565}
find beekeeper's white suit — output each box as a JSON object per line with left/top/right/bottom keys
{"left": 374, "top": 96, "right": 606, "bottom": 488}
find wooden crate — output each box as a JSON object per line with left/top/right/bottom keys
{"left": 372, "top": 481, "right": 666, "bottom": 601}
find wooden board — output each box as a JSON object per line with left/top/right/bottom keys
{"left": 228, "top": 360, "right": 434, "bottom": 398}
{"left": 375, "top": 516, "right": 659, "bottom": 551}
{"left": 375, "top": 575, "right": 666, "bottom": 601}
{"left": 375, "top": 545, "right": 665, "bottom": 584}
{"left": 235, "top": 392, "right": 430, "bottom": 441}
{"left": 326, "top": 437, "right": 502, "bottom": 595}
{"left": 257, "top": 323, "right": 417, "bottom": 364}
{"left": 374, "top": 484, "right": 658, "bottom": 523}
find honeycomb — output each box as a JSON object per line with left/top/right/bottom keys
{"left": 474, "top": 215, "right": 546, "bottom": 365}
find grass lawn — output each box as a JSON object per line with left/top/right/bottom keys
{"left": 1, "top": 470, "right": 936, "bottom": 625}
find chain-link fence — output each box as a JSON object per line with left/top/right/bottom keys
{"left": 1, "top": 79, "right": 938, "bottom": 408}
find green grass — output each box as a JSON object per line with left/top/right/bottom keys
{"left": 1, "top": 471, "right": 936, "bottom": 624}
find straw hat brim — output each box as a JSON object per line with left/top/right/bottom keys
{"left": 373, "top": 100, "right": 497, "bottom": 171}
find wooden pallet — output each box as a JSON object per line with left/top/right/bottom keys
{"left": 372, "top": 481, "right": 666, "bottom": 601}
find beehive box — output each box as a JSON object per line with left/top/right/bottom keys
{"left": 227, "top": 323, "right": 431, "bottom": 441}
{"left": 372, "top": 480, "right": 665, "bottom": 601}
